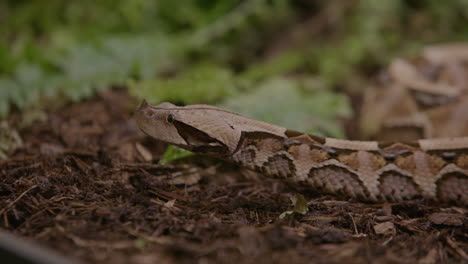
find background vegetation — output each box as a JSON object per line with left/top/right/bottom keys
{"left": 1, "top": 0, "right": 468, "bottom": 137}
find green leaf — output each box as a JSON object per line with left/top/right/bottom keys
{"left": 0, "top": 121, "right": 23, "bottom": 159}
{"left": 0, "top": 79, "right": 12, "bottom": 117}
{"left": 103, "top": 36, "right": 173, "bottom": 80}
{"left": 129, "top": 64, "right": 237, "bottom": 104}
{"left": 278, "top": 193, "right": 309, "bottom": 219}
{"left": 241, "top": 50, "right": 305, "bottom": 82}
{"left": 221, "top": 77, "right": 351, "bottom": 138}
{"left": 159, "top": 145, "right": 193, "bottom": 165}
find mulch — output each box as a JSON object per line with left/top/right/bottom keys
{"left": 0, "top": 89, "right": 466, "bottom": 264}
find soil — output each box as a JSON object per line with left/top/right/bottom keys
{"left": 0, "top": 90, "right": 467, "bottom": 264}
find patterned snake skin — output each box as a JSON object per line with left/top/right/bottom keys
{"left": 360, "top": 43, "right": 468, "bottom": 141}
{"left": 134, "top": 101, "right": 468, "bottom": 205}
{"left": 135, "top": 44, "right": 468, "bottom": 206}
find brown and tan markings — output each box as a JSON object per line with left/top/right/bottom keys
{"left": 134, "top": 101, "right": 468, "bottom": 205}
{"left": 360, "top": 43, "right": 468, "bottom": 141}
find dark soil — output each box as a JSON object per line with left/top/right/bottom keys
{"left": 0, "top": 90, "right": 467, "bottom": 264}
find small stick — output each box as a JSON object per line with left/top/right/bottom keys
{"left": 0, "top": 185, "right": 37, "bottom": 216}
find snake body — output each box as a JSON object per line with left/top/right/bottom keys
{"left": 134, "top": 101, "right": 468, "bottom": 205}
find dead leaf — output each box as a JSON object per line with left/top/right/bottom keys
{"left": 423, "top": 43, "right": 468, "bottom": 64}
{"left": 373, "top": 221, "right": 396, "bottom": 235}
{"left": 428, "top": 212, "right": 463, "bottom": 226}
{"left": 168, "top": 167, "right": 201, "bottom": 185}
{"left": 389, "top": 59, "right": 459, "bottom": 96}
{"left": 136, "top": 142, "right": 153, "bottom": 161}
{"left": 164, "top": 199, "right": 176, "bottom": 208}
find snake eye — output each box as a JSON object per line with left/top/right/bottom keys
{"left": 166, "top": 114, "right": 174, "bottom": 123}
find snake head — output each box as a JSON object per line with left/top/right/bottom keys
{"left": 134, "top": 100, "right": 233, "bottom": 156}
{"left": 134, "top": 100, "right": 187, "bottom": 147}
{"left": 134, "top": 100, "right": 288, "bottom": 157}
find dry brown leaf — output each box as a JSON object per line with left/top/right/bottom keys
{"left": 373, "top": 221, "right": 396, "bottom": 235}
{"left": 428, "top": 212, "right": 463, "bottom": 226}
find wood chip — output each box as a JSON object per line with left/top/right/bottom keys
{"left": 373, "top": 221, "right": 396, "bottom": 235}
{"left": 428, "top": 212, "right": 463, "bottom": 226}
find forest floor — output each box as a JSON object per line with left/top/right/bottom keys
{"left": 0, "top": 90, "right": 467, "bottom": 264}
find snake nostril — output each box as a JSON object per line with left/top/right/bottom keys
{"left": 145, "top": 109, "right": 154, "bottom": 116}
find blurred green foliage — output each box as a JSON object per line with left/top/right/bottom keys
{"left": 128, "top": 64, "right": 237, "bottom": 104}
{"left": 221, "top": 78, "right": 351, "bottom": 138}
{"left": 1, "top": 0, "right": 468, "bottom": 140}
{"left": 159, "top": 145, "right": 194, "bottom": 165}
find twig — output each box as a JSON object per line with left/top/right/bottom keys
{"left": 348, "top": 213, "right": 359, "bottom": 234}
{"left": 0, "top": 185, "right": 38, "bottom": 216}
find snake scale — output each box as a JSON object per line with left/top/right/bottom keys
{"left": 135, "top": 44, "right": 468, "bottom": 205}
{"left": 134, "top": 101, "right": 468, "bottom": 205}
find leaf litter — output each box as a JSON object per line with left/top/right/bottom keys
{"left": 0, "top": 90, "right": 466, "bottom": 264}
